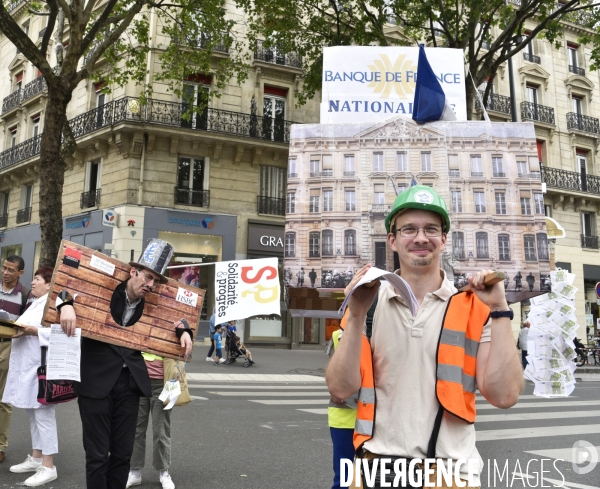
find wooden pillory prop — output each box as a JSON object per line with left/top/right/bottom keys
{"left": 42, "top": 240, "right": 205, "bottom": 360}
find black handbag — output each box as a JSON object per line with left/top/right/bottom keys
{"left": 37, "top": 346, "right": 77, "bottom": 405}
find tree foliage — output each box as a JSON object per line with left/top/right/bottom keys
{"left": 237, "top": 0, "right": 600, "bottom": 115}
{"left": 0, "top": 0, "right": 248, "bottom": 265}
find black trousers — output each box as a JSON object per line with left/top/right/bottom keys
{"left": 78, "top": 369, "right": 142, "bottom": 489}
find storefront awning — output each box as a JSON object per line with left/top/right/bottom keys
{"left": 546, "top": 217, "right": 566, "bottom": 239}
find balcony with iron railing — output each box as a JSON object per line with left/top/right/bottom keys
{"left": 16, "top": 207, "right": 31, "bottom": 224}
{"left": 520, "top": 102, "right": 555, "bottom": 125}
{"left": 566, "top": 112, "right": 600, "bottom": 135}
{"left": 0, "top": 134, "right": 42, "bottom": 169}
{"left": 523, "top": 52, "right": 541, "bottom": 64}
{"left": 475, "top": 91, "right": 511, "bottom": 115}
{"left": 173, "top": 32, "right": 229, "bottom": 54}
{"left": 174, "top": 188, "right": 210, "bottom": 207}
{"left": 541, "top": 165, "right": 600, "bottom": 195}
{"left": 257, "top": 196, "right": 285, "bottom": 216}
{"left": 2, "top": 89, "right": 21, "bottom": 114}
{"left": 22, "top": 76, "right": 46, "bottom": 102}
{"left": 80, "top": 189, "right": 101, "bottom": 209}
{"left": 581, "top": 234, "right": 599, "bottom": 249}
{"left": 0, "top": 214, "right": 7, "bottom": 228}
{"left": 254, "top": 40, "right": 302, "bottom": 69}
{"left": 569, "top": 65, "right": 586, "bottom": 76}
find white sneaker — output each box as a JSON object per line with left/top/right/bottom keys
{"left": 160, "top": 473, "right": 176, "bottom": 489}
{"left": 126, "top": 472, "right": 142, "bottom": 488}
{"left": 10, "top": 455, "right": 42, "bottom": 473}
{"left": 23, "top": 466, "right": 57, "bottom": 487}
{"left": 219, "top": 358, "right": 226, "bottom": 363}
{"left": 206, "top": 357, "right": 213, "bottom": 362}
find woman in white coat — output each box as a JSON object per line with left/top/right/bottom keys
{"left": 2, "top": 266, "right": 58, "bottom": 487}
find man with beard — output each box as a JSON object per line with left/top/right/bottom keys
{"left": 326, "top": 186, "right": 523, "bottom": 488}
{"left": 59, "top": 239, "right": 193, "bottom": 489}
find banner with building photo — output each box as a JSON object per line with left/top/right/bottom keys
{"left": 284, "top": 116, "right": 551, "bottom": 314}
{"left": 320, "top": 46, "right": 468, "bottom": 123}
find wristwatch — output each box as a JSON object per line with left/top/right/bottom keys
{"left": 490, "top": 309, "right": 514, "bottom": 320}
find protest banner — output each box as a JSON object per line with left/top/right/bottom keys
{"left": 214, "top": 257, "right": 280, "bottom": 323}
{"left": 42, "top": 240, "right": 204, "bottom": 359}
{"left": 285, "top": 116, "right": 551, "bottom": 316}
{"left": 320, "top": 46, "right": 467, "bottom": 123}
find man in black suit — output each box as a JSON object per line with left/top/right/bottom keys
{"left": 59, "top": 241, "right": 193, "bottom": 489}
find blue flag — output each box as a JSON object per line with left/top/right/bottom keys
{"left": 412, "top": 45, "right": 457, "bottom": 124}
{"left": 410, "top": 177, "right": 418, "bottom": 187}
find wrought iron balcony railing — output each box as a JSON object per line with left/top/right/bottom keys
{"left": 343, "top": 171, "right": 355, "bottom": 176}
{"left": 174, "top": 187, "right": 210, "bottom": 207}
{"left": 581, "top": 234, "right": 599, "bottom": 249}
{"left": 520, "top": 101, "right": 555, "bottom": 125}
{"left": 6, "top": 0, "right": 22, "bottom": 12}
{"left": 471, "top": 172, "right": 484, "bottom": 177}
{"left": 523, "top": 52, "right": 541, "bottom": 64}
{"left": 2, "top": 89, "right": 21, "bottom": 113}
{"left": 22, "top": 76, "right": 46, "bottom": 102}
{"left": 80, "top": 189, "right": 101, "bottom": 209}
{"left": 541, "top": 165, "right": 600, "bottom": 195}
{"left": 493, "top": 172, "right": 506, "bottom": 177}
{"left": 254, "top": 40, "right": 302, "bottom": 69}
{"left": 475, "top": 91, "right": 511, "bottom": 115}
{"left": 173, "top": 32, "right": 229, "bottom": 54}
{"left": 567, "top": 112, "right": 600, "bottom": 135}
{"left": 569, "top": 65, "right": 585, "bottom": 76}
{"left": 257, "top": 196, "right": 285, "bottom": 216}
{"left": 0, "top": 214, "right": 7, "bottom": 227}
{"left": 309, "top": 172, "right": 321, "bottom": 177}
{"left": 288, "top": 173, "right": 298, "bottom": 178}
{"left": 0, "top": 134, "right": 42, "bottom": 169}
{"left": 16, "top": 207, "right": 31, "bottom": 224}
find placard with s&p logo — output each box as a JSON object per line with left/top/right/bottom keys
{"left": 214, "top": 257, "right": 280, "bottom": 323}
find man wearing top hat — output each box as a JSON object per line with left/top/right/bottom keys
{"left": 58, "top": 239, "right": 193, "bottom": 489}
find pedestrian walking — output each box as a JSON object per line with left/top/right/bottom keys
{"left": 0, "top": 255, "right": 31, "bottom": 464}
{"left": 213, "top": 324, "right": 224, "bottom": 366}
{"left": 327, "top": 186, "right": 523, "bottom": 488}
{"left": 296, "top": 268, "right": 305, "bottom": 286}
{"left": 518, "top": 321, "right": 531, "bottom": 368}
{"left": 526, "top": 273, "right": 535, "bottom": 292}
{"left": 309, "top": 268, "right": 317, "bottom": 288}
{"left": 205, "top": 310, "right": 216, "bottom": 362}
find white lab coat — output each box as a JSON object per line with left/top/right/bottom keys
{"left": 2, "top": 294, "right": 50, "bottom": 409}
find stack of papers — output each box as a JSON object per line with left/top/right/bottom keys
{"left": 524, "top": 270, "right": 578, "bottom": 398}
{"left": 339, "top": 267, "right": 418, "bottom": 316}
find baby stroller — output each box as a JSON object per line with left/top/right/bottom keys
{"left": 223, "top": 329, "right": 255, "bottom": 368}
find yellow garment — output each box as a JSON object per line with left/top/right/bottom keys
{"left": 142, "top": 352, "right": 164, "bottom": 362}
{"left": 328, "top": 329, "right": 358, "bottom": 429}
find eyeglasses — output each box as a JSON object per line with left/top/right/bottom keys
{"left": 395, "top": 225, "right": 443, "bottom": 238}
{"left": 136, "top": 270, "right": 159, "bottom": 288}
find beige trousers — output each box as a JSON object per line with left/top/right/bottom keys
{"left": 0, "top": 341, "right": 13, "bottom": 451}
{"left": 348, "top": 452, "right": 480, "bottom": 489}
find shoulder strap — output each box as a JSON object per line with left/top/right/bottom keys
{"left": 426, "top": 405, "right": 444, "bottom": 459}
{"left": 21, "top": 286, "right": 30, "bottom": 313}
{"left": 365, "top": 291, "right": 379, "bottom": 339}
{"left": 40, "top": 346, "right": 47, "bottom": 367}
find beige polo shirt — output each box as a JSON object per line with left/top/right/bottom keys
{"left": 362, "top": 270, "right": 491, "bottom": 483}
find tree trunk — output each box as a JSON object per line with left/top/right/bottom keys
{"left": 38, "top": 85, "right": 72, "bottom": 267}
{"left": 465, "top": 80, "right": 476, "bottom": 121}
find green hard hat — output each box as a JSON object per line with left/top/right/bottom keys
{"left": 385, "top": 185, "right": 451, "bottom": 234}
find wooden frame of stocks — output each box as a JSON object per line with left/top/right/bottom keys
{"left": 42, "top": 240, "right": 205, "bottom": 360}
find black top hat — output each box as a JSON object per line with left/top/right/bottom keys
{"left": 129, "top": 238, "right": 174, "bottom": 284}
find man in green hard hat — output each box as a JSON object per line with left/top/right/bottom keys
{"left": 326, "top": 185, "right": 523, "bottom": 488}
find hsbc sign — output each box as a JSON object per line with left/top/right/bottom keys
{"left": 175, "top": 287, "right": 199, "bottom": 307}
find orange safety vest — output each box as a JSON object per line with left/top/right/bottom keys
{"left": 353, "top": 290, "right": 490, "bottom": 452}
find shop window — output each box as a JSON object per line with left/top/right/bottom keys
{"left": 373, "top": 152, "right": 383, "bottom": 172}
{"left": 322, "top": 230, "right": 333, "bottom": 256}
{"left": 452, "top": 232, "right": 465, "bottom": 259}
{"left": 537, "top": 233, "right": 549, "bottom": 260}
{"left": 476, "top": 232, "right": 489, "bottom": 258}
{"left": 451, "top": 190, "right": 462, "bottom": 213}
{"left": 524, "top": 234, "right": 537, "bottom": 261}
{"left": 345, "top": 189, "right": 355, "bottom": 211}
{"left": 344, "top": 230, "right": 356, "bottom": 255}
{"left": 495, "top": 192, "right": 506, "bottom": 215}
{"left": 285, "top": 232, "right": 295, "bottom": 257}
{"left": 286, "top": 192, "right": 295, "bottom": 214}
{"left": 309, "top": 232, "right": 320, "bottom": 257}
{"left": 182, "top": 75, "right": 211, "bottom": 130}
{"left": 474, "top": 191, "right": 486, "bottom": 213}
{"left": 397, "top": 152, "right": 408, "bottom": 172}
{"left": 498, "top": 234, "right": 511, "bottom": 261}
{"left": 471, "top": 155, "right": 483, "bottom": 176}
{"left": 421, "top": 152, "right": 432, "bottom": 172}
{"left": 323, "top": 189, "right": 333, "bottom": 212}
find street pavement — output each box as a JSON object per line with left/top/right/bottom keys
{"left": 0, "top": 348, "right": 599, "bottom": 488}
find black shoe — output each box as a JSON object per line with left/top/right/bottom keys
{"left": 213, "top": 361, "right": 219, "bottom": 366}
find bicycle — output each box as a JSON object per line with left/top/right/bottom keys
{"left": 576, "top": 347, "right": 600, "bottom": 367}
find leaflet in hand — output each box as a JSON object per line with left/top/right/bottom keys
{"left": 339, "top": 267, "right": 418, "bottom": 316}
{"left": 46, "top": 324, "right": 81, "bottom": 382}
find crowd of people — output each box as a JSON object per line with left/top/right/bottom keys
{"left": 0, "top": 240, "right": 194, "bottom": 489}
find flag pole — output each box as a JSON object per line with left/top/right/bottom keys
{"left": 166, "top": 262, "right": 216, "bottom": 269}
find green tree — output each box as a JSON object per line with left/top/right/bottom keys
{"left": 237, "top": 0, "right": 599, "bottom": 117}
{"left": 0, "top": 0, "right": 248, "bottom": 266}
